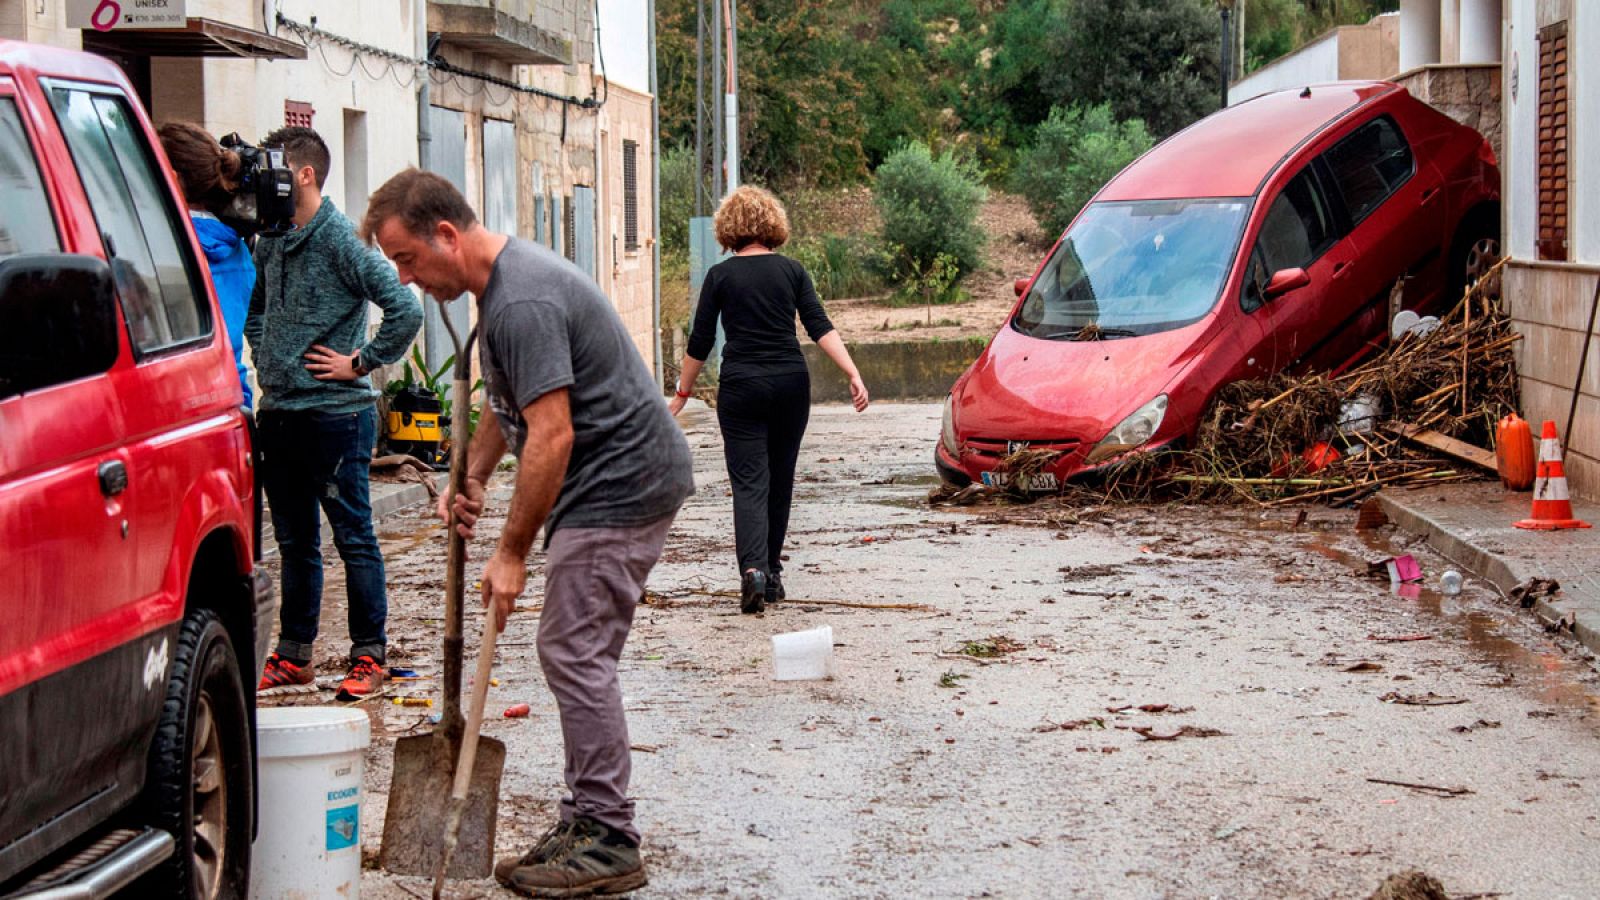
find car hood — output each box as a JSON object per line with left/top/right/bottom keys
{"left": 954, "top": 321, "right": 1217, "bottom": 443}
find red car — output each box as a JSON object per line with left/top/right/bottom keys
{"left": 937, "top": 82, "right": 1500, "bottom": 491}
{"left": 0, "top": 41, "right": 271, "bottom": 897}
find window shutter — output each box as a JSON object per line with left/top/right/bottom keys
{"left": 563, "top": 194, "right": 576, "bottom": 262}
{"left": 622, "top": 139, "right": 639, "bottom": 252}
{"left": 1536, "top": 22, "right": 1568, "bottom": 262}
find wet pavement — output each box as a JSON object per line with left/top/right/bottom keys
{"left": 1379, "top": 483, "right": 1600, "bottom": 656}
{"left": 259, "top": 401, "right": 1600, "bottom": 899}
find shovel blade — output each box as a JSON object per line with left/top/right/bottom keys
{"left": 379, "top": 730, "right": 506, "bottom": 878}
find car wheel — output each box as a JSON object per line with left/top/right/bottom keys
{"left": 1450, "top": 215, "right": 1501, "bottom": 304}
{"left": 136, "top": 608, "right": 252, "bottom": 900}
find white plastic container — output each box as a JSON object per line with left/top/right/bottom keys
{"left": 251, "top": 707, "right": 371, "bottom": 900}
{"left": 771, "top": 626, "right": 835, "bottom": 681}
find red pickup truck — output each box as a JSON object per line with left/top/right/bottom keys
{"left": 0, "top": 40, "right": 272, "bottom": 898}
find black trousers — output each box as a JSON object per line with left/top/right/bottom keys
{"left": 716, "top": 371, "right": 811, "bottom": 575}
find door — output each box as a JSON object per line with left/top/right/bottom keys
{"left": 1319, "top": 114, "right": 1448, "bottom": 360}
{"left": 573, "top": 184, "right": 596, "bottom": 281}
{"left": 1238, "top": 164, "right": 1353, "bottom": 373}
{"left": 482, "top": 118, "right": 517, "bottom": 238}
{"left": 423, "top": 105, "right": 471, "bottom": 372}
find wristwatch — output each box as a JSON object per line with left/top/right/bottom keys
{"left": 352, "top": 350, "right": 372, "bottom": 377}
{"left": 674, "top": 379, "right": 691, "bottom": 399}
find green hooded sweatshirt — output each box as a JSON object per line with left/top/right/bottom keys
{"left": 245, "top": 198, "right": 422, "bottom": 414}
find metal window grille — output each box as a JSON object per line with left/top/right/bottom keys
{"left": 622, "top": 139, "right": 639, "bottom": 252}
{"left": 284, "top": 100, "right": 315, "bottom": 129}
{"left": 1536, "top": 22, "right": 1569, "bottom": 262}
{"left": 563, "top": 194, "right": 576, "bottom": 262}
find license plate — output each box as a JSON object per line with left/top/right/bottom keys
{"left": 981, "top": 470, "right": 1060, "bottom": 492}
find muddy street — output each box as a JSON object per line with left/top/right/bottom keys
{"left": 262, "top": 401, "right": 1600, "bottom": 899}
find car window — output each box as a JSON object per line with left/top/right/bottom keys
{"left": 1321, "top": 116, "right": 1413, "bottom": 225}
{"left": 49, "top": 86, "right": 210, "bottom": 355}
{"left": 1241, "top": 169, "right": 1334, "bottom": 313}
{"left": 0, "top": 97, "right": 61, "bottom": 258}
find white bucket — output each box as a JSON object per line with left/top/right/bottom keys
{"left": 771, "top": 626, "right": 835, "bottom": 681}
{"left": 250, "top": 707, "right": 370, "bottom": 900}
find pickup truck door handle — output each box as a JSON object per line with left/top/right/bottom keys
{"left": 1331, "top": 261, "right": 1352, "bottom": 280}
{"left": 98, "top": 459, "right": 128, "bottom": 497}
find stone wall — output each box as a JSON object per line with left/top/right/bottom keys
{"left": 1505, "top": 263, "right": 1600, "bottom": 499}
{"left": 1392, "top": 63, "right": 1503, "bottom": 161}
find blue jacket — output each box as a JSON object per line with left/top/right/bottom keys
{"left": 244, "top": 198, "right": 422, "bottom": 414}
{"left": 191, "top": 213, "right": 256, "bottom": 409}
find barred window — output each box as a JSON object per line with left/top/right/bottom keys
{"left": 622, "top": 139, "right": 639, "bottom": 252}
{"left": 563, "top": 194, "right": 575, "bottom": 261}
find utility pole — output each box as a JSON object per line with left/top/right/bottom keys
{"left": 724, "top": 0, "right": 739, "bottom": 192}
{"left": 694, "top": 0, "right": 708, "bottom": 217}
{"left": 710, "top": 0, "right": 723, "bottom": 202}
{"left": 1218, "top": 0, "right": 1235, "bottom": 108}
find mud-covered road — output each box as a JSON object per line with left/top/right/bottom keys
{"left": 264, "top": 401, "right": 1600, "bottom": 899}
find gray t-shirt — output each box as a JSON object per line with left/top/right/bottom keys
{"left": 478, "top": 238, "right": 694, "bottom": 536}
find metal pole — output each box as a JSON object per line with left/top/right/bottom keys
{"left": 649, "top": 0, "right": 664, "bottom": 387}
{"left": 694, "top": 0, "right": 706, "bottom": 217}
{"left": 1220, "top": 6, "right": 1232, "bottom": 109}
{"left": 711, "top": 0, "right": 723, "bottom": 203}
{"left": 725, "top": 0, "right": 738, "bottom": 191}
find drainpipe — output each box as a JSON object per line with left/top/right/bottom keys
{"left": 416, "top": 0, "right": 431, "bottom": 172}
{"left": 649, "top": 0, "right": 664, "bottom": 386}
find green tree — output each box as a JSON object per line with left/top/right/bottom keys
{"left": 1013, "top": 105, "right": 1154, "bottom": 238}
{"left": 658, "top": 143, "right": 695, "bottom": 257}
{"left": 874, "top": 141, "right": 986, "bottom": 282}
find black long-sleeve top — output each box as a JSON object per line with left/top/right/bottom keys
{"left": 687, "top": 253, "right": 835, "bottom": 382}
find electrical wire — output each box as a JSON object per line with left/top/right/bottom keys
{"left": 591, "top": 0, "right": 609, "bottom": 108}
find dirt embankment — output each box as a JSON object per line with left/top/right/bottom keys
{"left": 812, "top": 190, "right": 1052, "bottom": 346}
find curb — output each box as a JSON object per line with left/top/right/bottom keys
{"left": 260, "top": 475, "right": 444, "bottom": 559}
{"left": 1377, "top": 493, "right": 1600, "bottom": 657}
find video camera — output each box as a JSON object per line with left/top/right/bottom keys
{"left": 217, "top": 133, "right": 295, "bottom": 238}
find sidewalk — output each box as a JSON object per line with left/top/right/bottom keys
{"left": 259, "top": 475, "right": 442, "bottom": 557}
{"left": 1378, "top": 482, "right": 1600, "bottom": 656}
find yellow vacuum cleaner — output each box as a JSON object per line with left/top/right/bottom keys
{"left": 386, "top": 385, "right": 445, "bottom": 466}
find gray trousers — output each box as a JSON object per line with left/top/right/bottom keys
{"left": 538, "top": 513, "right": 675, "bottom": 843}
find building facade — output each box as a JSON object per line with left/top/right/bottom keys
{"left": 0, "top": 0, "right": 660, "bottom": 380}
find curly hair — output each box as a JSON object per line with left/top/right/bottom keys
{"left": 713, "top": 185, "right": 790, "bottom": 251}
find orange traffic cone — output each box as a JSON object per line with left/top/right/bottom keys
{"left": 1513, "top": 420, "right": 1592, "bottom": 530}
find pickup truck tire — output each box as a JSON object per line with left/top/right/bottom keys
{"left": 135, "top": 609, "right": 252, "bottom": 899}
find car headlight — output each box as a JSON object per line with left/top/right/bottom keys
{"left": 940, "top": 394, "right": 959, "bottom": 455}
{"left": 1086, "top": 394, "right": 1168, "bottom": 464}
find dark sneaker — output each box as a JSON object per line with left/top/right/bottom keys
{"left": 257, "top": 653, "right": 316, "bottom": 696}
{"left": 766, "top": 572, "right": 786, "bottom": 605}
{"left": 336, "top": 655, "right": 384, "bottom": 701}
{"left": 495, "top": 821, "right": 577, "bottom": 884}
{"left": 498, "top": 817, "right": 646, "bottom": 898}
{"left": 740, "top": 569, "right": 767, "bottom": 615}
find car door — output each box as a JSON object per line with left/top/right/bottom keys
{"left": 1317, "top": 113, "right": 1448, "bottom": 366}
{"left": 1237, "top": 163, "right": 1352, "bottom": 374}
{"left": 0, "top": 82, "right": 143, "bottom": 870}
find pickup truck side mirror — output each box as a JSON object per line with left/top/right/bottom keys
{"left": 1013, "top": 277, "right": 1032, "bottom": 297}
{"left": 1264, "top": 267, "right": 1311, "bottom": 300}
{"left": 0, "top": 253, "right": 120, "bottom": 399}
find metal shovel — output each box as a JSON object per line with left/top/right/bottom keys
{"left": 379, "top": 320, "right": 506, "bottom": 880}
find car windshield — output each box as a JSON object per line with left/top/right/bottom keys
{"left": 1012, "top": 198, "right": 1251, "bottom": 339}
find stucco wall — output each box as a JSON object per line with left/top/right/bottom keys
{"left": 597, "top": 80, "right": 655, "bottom": 369}
{"left": 1230, "top": 31, "right": 1339, "bottom": 105}
{"left": 0, "top": 0, "right": 81, "bottom": 48}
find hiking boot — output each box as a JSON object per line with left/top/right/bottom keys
{"left": 766, "top": 572, "right": 786, "bottom": 605}
{"left": 257, "top": 653, "right": 316, "bottom": 696}
{"left": 495, "top": 820, "right": 579, "bottom": 884}
{"left": 498, "top": 817, "right": 646, "bottom": 898}
{"left": 335, "top": 655, "right": 384, "bottom": 701}
{"left": 740, "top": 569, "right": 767, "bottom": 615}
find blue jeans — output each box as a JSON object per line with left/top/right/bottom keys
{"left": 257, "top": 406, "right": 387, "bottom": 665}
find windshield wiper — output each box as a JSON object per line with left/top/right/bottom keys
{"left": 1066, "top": 325, "right": 1137, "bottom": 341}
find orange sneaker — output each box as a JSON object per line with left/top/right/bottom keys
{"left": 257, "top": 653, "right": 316, "bottom": 696}
{"left": 337, "top": 655, "right": 385, "bottom": 702}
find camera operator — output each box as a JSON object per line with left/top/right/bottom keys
{"left": 245, "top": 126, "right": 422, "bottom": 702}
{"left": 158, "top": 121, "right": 256, "bottom": 409}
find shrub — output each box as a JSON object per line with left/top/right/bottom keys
{"left": 1013, "top": 104, "right": 1154, "bottom": 239}
{"left": 873, "top": 141, "right": 986, "bottom": 284}
{"left": 659, "top": 143, "right": 695, "bottom": 257}
{"left": 789, "top": 232, "right": 893, "bottom": 302}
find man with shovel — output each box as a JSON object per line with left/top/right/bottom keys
{"left": 363, "top": 169, "right": 695, "bottom": 897}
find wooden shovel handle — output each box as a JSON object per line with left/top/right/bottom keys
{"left": 451, "top": 611, "right": 500, "bottom": 802}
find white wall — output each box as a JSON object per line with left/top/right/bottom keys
{"left": 1460, "top": 0, "right": 1502, "bottom": 63}
{"left": 1503, "top": 1, "right": 1537, "bottom": 261}
{"left": 1574, "top": 2, "right": 1597, "bottom": 262}
{"left": 595, "top": 0, "right": 649, "bottom": 94}
{"left": 1400, "top": 0, "right": 1442, "bottom": 71}
{"left": 1230, "top": 31, "right": 1338, "bottom": 105}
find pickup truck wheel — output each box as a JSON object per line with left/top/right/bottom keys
{"left": 136, "top": 609, "right": 252, "bottom": 899}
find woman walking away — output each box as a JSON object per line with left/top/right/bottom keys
{"left": 669, "top": 185, "right": 870, "bottom": 614}
{"left": 158, "top": 122, "right": 256, "bottom": 409}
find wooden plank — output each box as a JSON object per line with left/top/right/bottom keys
{"left": 1384, "top": 423, "right": 1498, "bottom": 472}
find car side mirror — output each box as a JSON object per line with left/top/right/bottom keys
{"left": 1013, "top": 277, "right": 1032, "bottom": 297}
{"left": 0, "top": 253, "right": 121, "bottom": 399}
{"left": 1264, "top": 267, "right": 1311, "bottom": 300}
